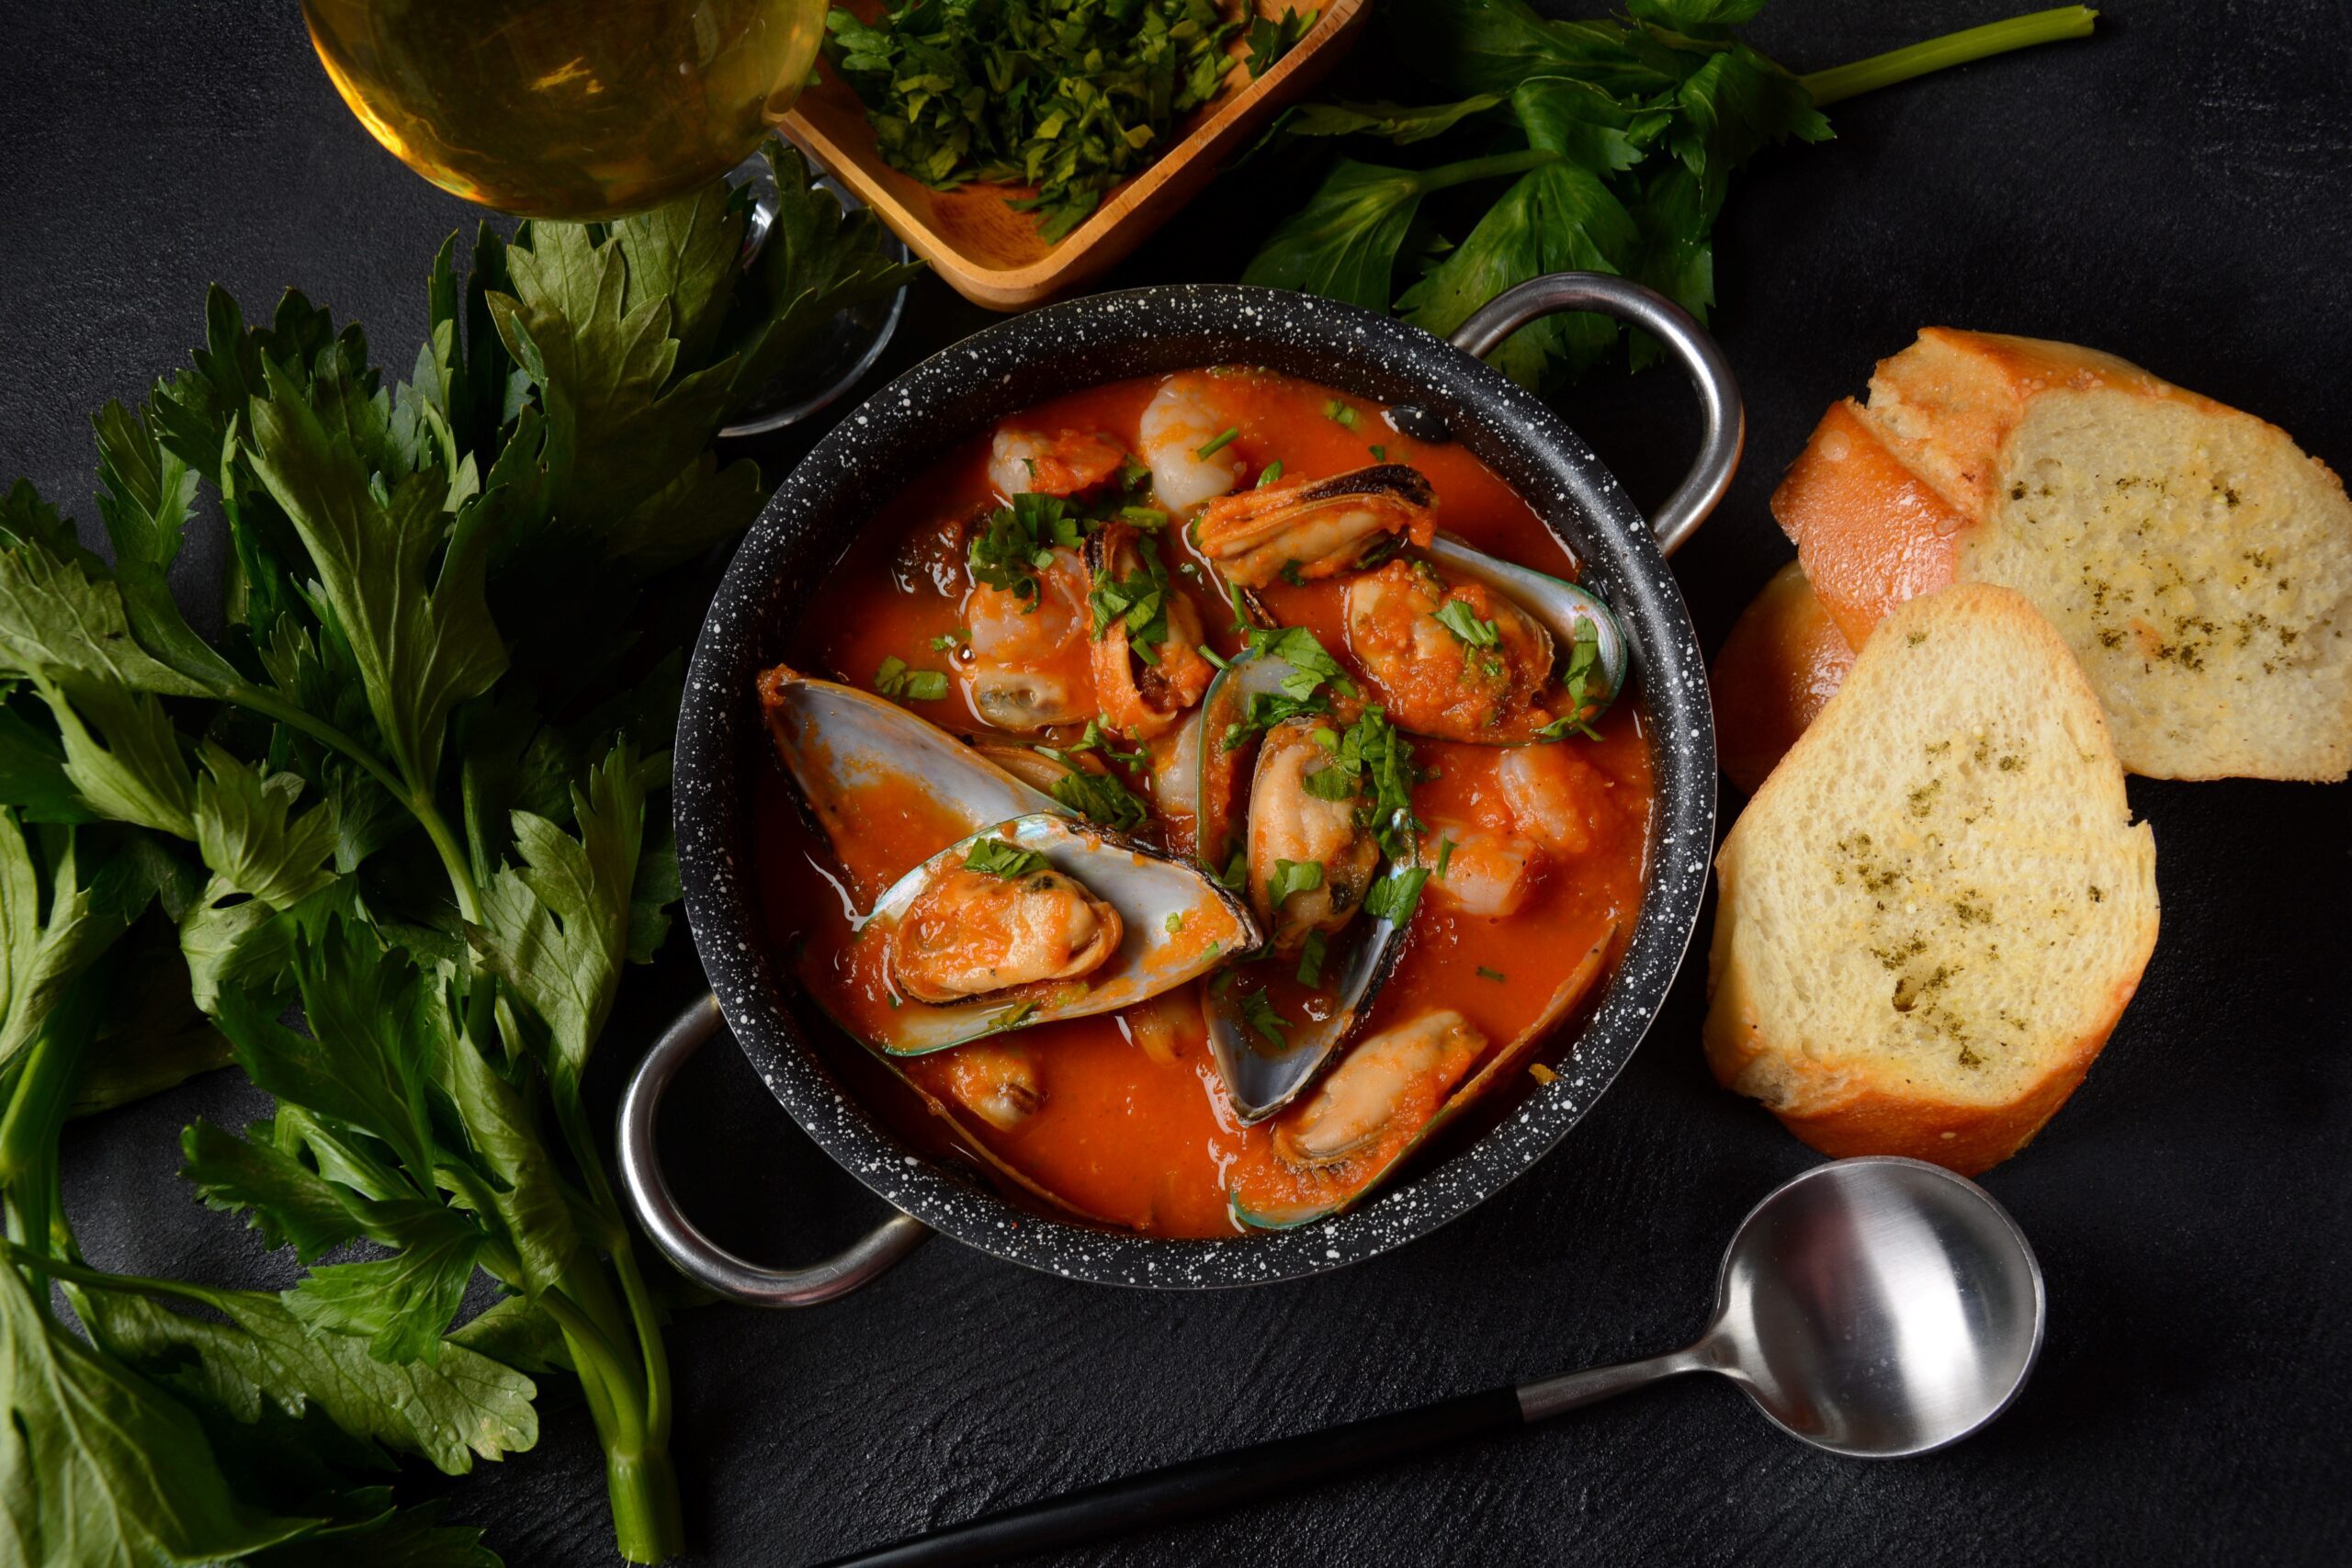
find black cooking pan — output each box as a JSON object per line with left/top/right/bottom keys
{"left": 617, "top": 274, "right": 1736, "bottom": 1300}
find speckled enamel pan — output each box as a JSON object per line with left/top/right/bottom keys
{"left": 619, "top": 273, "right": 1736, "bottom": 1299}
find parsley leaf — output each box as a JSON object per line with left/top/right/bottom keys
{"left": 1363, "top": 863, "right": 1431, "bottom": 924}
{"left": 969, "top": 491, "right": 1087, "bottom": 602}
{"left": 874, "top": 655, "right": 951, "bottom": 702}
{"left": 1295, "top": 930, "right": 1329, "bottom": 987}
{"left": 1266, "top": 857, "right": 1325, "bottom": 908}
{"left": 1250, "top": 0, "right": 2093, "bottom": 389}
{"left": 1046, "top": 761, "right": 1151, "bottom": 833}
{"left": 964, "top": 836, "right": 1049, "bottom": 879}
{"left": 1433, "top": 597, "right": 1500, "bottom": 649}
{"left": 1238, "top": 987, "right": 1292, "bottom": 1046}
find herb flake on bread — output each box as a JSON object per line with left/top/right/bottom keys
{"left": 1773, "top": 329, "right": 2352, "bottom": 782}
{"left": 1704, "top": 582, "right": 2159, "bottom": 1175}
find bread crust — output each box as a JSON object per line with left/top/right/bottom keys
{"left": 1703, "top": 582, "right": 2160, "bottom": 1178}
{"left": 1711, "top": 560, "right": 1857, "bottom": 795}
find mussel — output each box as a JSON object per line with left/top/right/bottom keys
{"left": 761, "top": 667, "right": 1260, "bottom": 1056}
{"left": 888, "top": 851, "right": 1125, "bottom": 1005}
{"left": 1246, "top": 717, "right": 1380, "bottom": 951}
{"left": 1193, "top": 465, "right": 1437, "bottom": 589}
{"left": 864, "top": 814, "right": 1256, "bottom": 1054}
{"left": 1402, "top": 533, "right": 1629, "bottom": 739}
{"left": 1228, "top": 927, "right": 1617, "bottom": 1229}
{"left": 1182, "top": 652, "right": 1415, "bottom": 1123}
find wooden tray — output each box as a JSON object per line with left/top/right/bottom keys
{"left": 782, "top": 0, "right": 1370, "bottom": 311}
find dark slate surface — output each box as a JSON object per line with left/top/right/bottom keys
{"left": 6, "top": 2, "right": 2349, "bottom": 1563}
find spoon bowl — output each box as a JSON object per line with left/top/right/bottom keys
{"left": 1706, "top": 1156, "right": 2046, "bottom": 1457}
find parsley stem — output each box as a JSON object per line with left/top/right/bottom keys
{"left": 1799, "top": 6, "right": 2098, "bottom": 107}
{"left": 1415, "top": 146, "right": 1563, "bottom": 194}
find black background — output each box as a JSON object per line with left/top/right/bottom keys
{"left": 6, "top": 2, "right": 2350, "bottom": 1563}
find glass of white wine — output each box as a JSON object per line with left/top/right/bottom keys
{"left": 302, "top": 0, "right": 828, "bottom": 218}
{"left": 301, "top": 0, "right": 903, "bottom": 426}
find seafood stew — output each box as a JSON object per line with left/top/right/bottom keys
{"left": 754, "top": 367, "right": 1653, "bottom": 1238}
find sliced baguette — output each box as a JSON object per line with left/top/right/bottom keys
{"left": 1704, "top": 582, "right": 2159, "bottom": 1176}
{"left": 1773, "top": 328, "right": 2352, "bottom": 781}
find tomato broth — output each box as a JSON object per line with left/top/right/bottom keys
{"left": 753, "top": 367, "right": 1652, "bottom": 1238}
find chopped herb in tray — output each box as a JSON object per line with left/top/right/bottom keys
{"left": 827, "top": 0, "right": 1318, "bottom": 241}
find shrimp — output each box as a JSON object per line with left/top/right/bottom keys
{"left": 964, "top": 547, "right": 1097, "bottom": 731}
{"left": 989, "top": 427, "right": 1132, "bottom": 502}
{"left": 1419, "top": 820, "right": 1544, "bottom": 919}
{"left": 1496, "top": 744, "right": 1616, "bottom": 859}
{"left": 1137, "top": 373, "right": 1242, "bottom": 515}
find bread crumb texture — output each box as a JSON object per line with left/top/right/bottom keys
{"left": 1705, "top": 583, "right": 2158, "bottom": 1170}
{"left": 1968, "top": 392, "right": 2352, "bottom": 779}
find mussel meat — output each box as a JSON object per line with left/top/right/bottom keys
{"left": 1272, "top": 1010, "right": 1486, "bottom": 1168}
{"left": 863, "top": 813, "right": 1260, "bottom": 1055}
{"left": 1344, "top": 558, "right": 1560, "bottom": 742}
{"left": 1246, "top": 717, "right": 1379, "bottom": 952}
{"left": 1193, "top": 465, "right": 1436, "bottom": 590}
{"left": 1229, "top": 928, "right": 1616, "bottom": 1229}
{"left": 888, "top": 849, "right": 1125, "bottom": 1004}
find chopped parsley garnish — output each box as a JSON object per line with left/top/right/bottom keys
{"left": 825, "top": 0, "right": 1313, "bottom": 243}
{"left": 1257, "top": 459, "right": 1285, "bottom": 488}
{"left": 1363, "top": 863, "right": 1430, "bottom": 924}
{"left": 993, "top": 999, "right": 1039, "bottom": 1031}
{"left": 1197, "top": 643, "right": 1229, "bottom": 671}
{"left": 1369, "top": 444, "right": 1387, "bottom": 461}
{"left": 1434, "top": 837, "right": 1457, "bottom": 879}
{"left": 1045, "top": 762, "right": 1150, "bottom": 832}
{"left": 929, "top": 627, "right": 968, "bottom": 652}
{"left": 1090, "top": 532, "right": 1174, "bottom": 665}
{"left": 1314, "top": 707, "right": 1422, "bottom": 860}
{"left": 1118, "top": 503, "right": 1169, "bottom": 529}
{"left": 1295, "top": 930, "right": 1329, "bottom": 987}
{"left": 1265, "top": 857, "right": 1325, "bottom": 908}
{"left": 1238, "top": 987, "right": 1291, "bottom": 1046}
{"left": 1069, "top": 717, "right": 1148, "bottom": 768}
{"left": 1278, "top": 558, "right": 1309, "bottom": 588}
{"left": 1216, "top": 623, "right": 1359, "bottom": 751}
{"left": 874, "top": 655, "right": 950, "bottom": 702}
{"left": 964, "top": 836, "right": 1050, "bottom": 878}
{"left": 1476, "top": 965, "right": 1507, "bottom": 983}
{"left": 1433, "top": 598, "right": 1500, "bottom": 649}
{"left": 1194, "top": 426, "right": 1240, "bottom": 460}
{"left": 1299, "top": 761, "right": 1357, "bottom": 801}
{"left": 969, "top": 491, "right": 1086, "bottom": 604}
{"left": 1536, "top": 620, "right": 1606, "bottom": 742}
{"left": 1324, "top": 398, "right": 1358, "bottom": 429}
{"left": 1165, "top": 911, "right": 1185, "bottom": 935}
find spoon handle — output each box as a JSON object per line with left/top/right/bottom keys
{"left": 814, "top": 1385, "right": 1524, "bottom": 1568}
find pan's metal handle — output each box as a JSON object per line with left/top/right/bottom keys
{"left": 1449, "top": 273, "right": 1744, "bottom": 556}
{"left": 618, "top": 992, "right": 930, "bottom": 1306}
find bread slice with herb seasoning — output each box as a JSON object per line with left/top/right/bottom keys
{"left": 1773, "top": 328, "right": 2352, "bottom": 782}
{"left": 1704, "top": 582, "right": 2159, "bottom": 1176}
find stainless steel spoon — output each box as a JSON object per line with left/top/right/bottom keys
{"left": 820, "top": 1157, "right": 2046, "bottom": 1568}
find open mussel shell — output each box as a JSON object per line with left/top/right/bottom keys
{"left": 861, "top": 813, "right": 1260, "bottom": 1055}
{"left": 1202, "top": 856, "right": 1417, "bottom": 1125}
{"left": 1421, "top": 533, "right": 1630, "bottom": 727}
{"left": 1190, "top": 652, "right": 1295, "bottom": 872}
{"left": 1228, "top": 925, "right": 1617, "bottom": 1230}
{"left": 762, "top": 666, "right": 1064, "bottom": 834}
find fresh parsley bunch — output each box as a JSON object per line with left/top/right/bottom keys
{"left": 0, "top": 141, "right": 916, "bottom": 1565}
{"left": 1244, "top": 0, "right": 2098, "bottom": 389}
